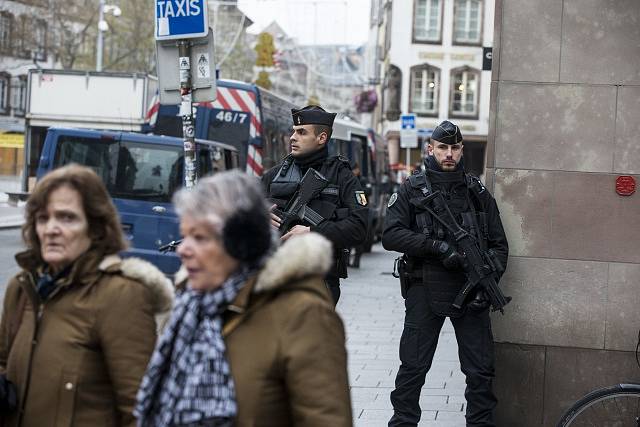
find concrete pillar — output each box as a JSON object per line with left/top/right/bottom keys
{"left": 488, "top": 0, "right": 640, "bottom": 425}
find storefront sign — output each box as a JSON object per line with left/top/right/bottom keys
{"left": 0, "top": 133, "right": 24, "bottom": 149}
{"left": 418, "top": 52, "right": 445, "bottom": 60}
{"left": 450, "top": 53, "right": 475, "bottom": 61}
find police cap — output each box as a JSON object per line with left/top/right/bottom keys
{"left": 291, "top": 105, "right": 337, "bottom": 127}
{"left": 431, "top": 120, "right": 463, "bottom": 145}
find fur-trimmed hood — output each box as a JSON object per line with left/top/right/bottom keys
{"left": 254, "top": 232, "right": 332, "bottom": 292}
{"left": 99, "top": 255, "right": 175, "bottom": 315}
{"left": 174, "top": 232, "right": 333, "bottom": 293}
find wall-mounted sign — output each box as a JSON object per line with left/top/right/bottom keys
{"left": 450, "top": 53, "right": 475, "bottom": 61}
{"left": 483, "top": 47, "right": 493, "bottom": 70}
{"left": 418, "top": 52, "right": 445, "bottom": 60}
{"left": 615, "top": 175, "right": 636, "bottom": 196}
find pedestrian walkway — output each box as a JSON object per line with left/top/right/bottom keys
{"left": 0, "top": 203, "right": 24, "bottom": 229}
{"left": 0, "top": 175, "right": 25, "bottom": 229}
{"left": 338, "top": 244, "right": 467, "bottom": 427}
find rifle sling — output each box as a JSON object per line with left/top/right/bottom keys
{"left": 420, "top": 193, "right": 469, "bottom": 240}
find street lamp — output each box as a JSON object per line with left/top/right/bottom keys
{"left": 96, "top": 0, "right": 121, "bottom": 72}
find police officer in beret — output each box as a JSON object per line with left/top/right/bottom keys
{"left": 262, "top": 105, "right": 368, "bottom": 305}
{"left": 383, "top": 120, "right": 509, "bottom": 426}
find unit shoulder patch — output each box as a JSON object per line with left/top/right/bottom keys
{"left": 387, "top": 192, "right": 398, "bottom": 208}
{"left": 355, "top": 191, "right": 368, "bottom": 206}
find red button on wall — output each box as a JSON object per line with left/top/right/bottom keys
{"left": 616, "top": 175, "right": 636, "bottom": 196}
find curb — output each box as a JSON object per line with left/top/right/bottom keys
{"left": 0, "top": 219, "right": 24, "bottom": 230}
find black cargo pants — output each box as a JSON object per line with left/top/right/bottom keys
{"left": 388, "top": 285, "right": 497, "bottom": 427}
{"left": 325, "top": 277, "right": 340, "bottom": 306}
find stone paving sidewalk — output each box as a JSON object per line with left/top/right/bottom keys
{"left": 0, "top": 176, "right": 24, "bottom": 229}
{"left": 338, "top": 244, "right": 467, "bottom": 427}
{"left": 0, "top": 203, "right": 24, "bottom": 229}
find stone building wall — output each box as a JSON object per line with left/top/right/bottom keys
{"left": 488, "top": 0, "right": 640, "bottom": 424}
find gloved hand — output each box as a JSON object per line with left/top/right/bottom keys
{"left": 0, "top": 374, "right": 17, "bottom": 413}
{"left": 428, "top": 240, "right": 466, "bottom": 270}
{"left": 467, "top": 290, "right": 490, "bottom": 310}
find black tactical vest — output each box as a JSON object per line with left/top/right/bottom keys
{"left": 408, "top": 170, "right": 489, "bottom": 317}
{"left": 269, "top": 155, "right": 347, "bottom": 234}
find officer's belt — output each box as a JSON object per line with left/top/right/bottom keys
{"left": 405, "top": 259, "right": 441, "bottom": 281}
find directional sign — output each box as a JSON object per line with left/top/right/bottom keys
{"left": 400, "top": 114, "right": 418, "bottom": 148}
{"left": 401, "top": 114, "right": 416, "bottom": 130}
{"left": 155, "top": 0, "right": 208, "bottom": 40}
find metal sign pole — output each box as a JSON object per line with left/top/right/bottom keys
{"left": 406, "top": 147, "right": 411, "bottom": 175}
{"left": 178, "top": 40, "right": 197, "bottom": 189}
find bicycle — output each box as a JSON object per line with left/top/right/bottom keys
{"left": 556, "top": 330, "right": 640, "bottom": 426}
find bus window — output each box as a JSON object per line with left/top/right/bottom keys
{"left": 329, "top": 138, "right": 350, "bottom": 158}
{"left": 263, "top": 130, "right": 277, "bottom": 170}
{"left": 351, "top": 135, "right": 366, "bottom": 171}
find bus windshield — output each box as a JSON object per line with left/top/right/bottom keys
{"left": 154, "top": 105, "right": 250, "bottom": 167}
{"left": 206, "top": 108, "right": 250, "bottom": 167}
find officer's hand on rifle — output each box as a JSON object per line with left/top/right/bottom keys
{"left": 282, "top": 225, "right": 310, "bottom": 241}
{"left": 269, "top": 204, "right": 282, "bottom": 229}
{"left": 432, "top": 240, "right": 466, "bottom": 270}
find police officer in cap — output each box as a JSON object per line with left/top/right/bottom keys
{"left": 383, "top": 120, "right": 509, "bottom": 426}
{"left": 262, "top": 105, "right": 368, "bottom": 305}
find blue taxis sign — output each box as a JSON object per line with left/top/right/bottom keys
{"left": 155, "top": 0, "right": 208, "bottom": 40}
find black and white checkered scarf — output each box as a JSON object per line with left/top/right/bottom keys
{"left": 134, "top": 269, "right": 249, "bottom": 427}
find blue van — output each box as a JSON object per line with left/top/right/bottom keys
{"left": 38, "top": 127, "right": 239, "bottom": 275}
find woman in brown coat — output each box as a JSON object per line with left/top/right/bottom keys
{"left": 0, "top": 165, "right": 174, "bottom": 427}
{"left": 135, "top": 170, "right": 353, "bottom": 427}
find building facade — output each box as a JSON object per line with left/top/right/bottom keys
{"left": 0, "top": 0, "right": 58, "bottom": 176}
{"left": 368, "top": 0, "right": 494, "bottom": 177}
{"left": 489, "top": 0, "right": 640, "bottom": 424}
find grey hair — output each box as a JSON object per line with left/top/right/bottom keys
{"left": 173, "top": 170, "right": 269, "bottom": 232}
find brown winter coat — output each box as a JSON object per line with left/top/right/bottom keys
{"left": 0, "top": 250, "right": 174, "bottom": 427}
{"left": 175, "top": 233, "right": 353, "bottom": 427}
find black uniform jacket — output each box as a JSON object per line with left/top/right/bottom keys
{"left": 382, "top": 174, "right": 508, "bottom": 268}
{"left": 262, "top": 155, "right": 368, "bottom": 253}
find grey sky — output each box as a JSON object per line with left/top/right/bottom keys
{"left": 237, "top": 0, "right": 371, "bottom": 46}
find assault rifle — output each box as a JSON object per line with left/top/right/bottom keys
{"left": 273, "top": 168, "right": 329, "bottom": 233}
{"left": 410, "top": 191, "right": 511, "bottom": 313}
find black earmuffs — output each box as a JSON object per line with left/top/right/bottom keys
{"left": 222, "top": 209, "right": 272, "bottom": 263}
